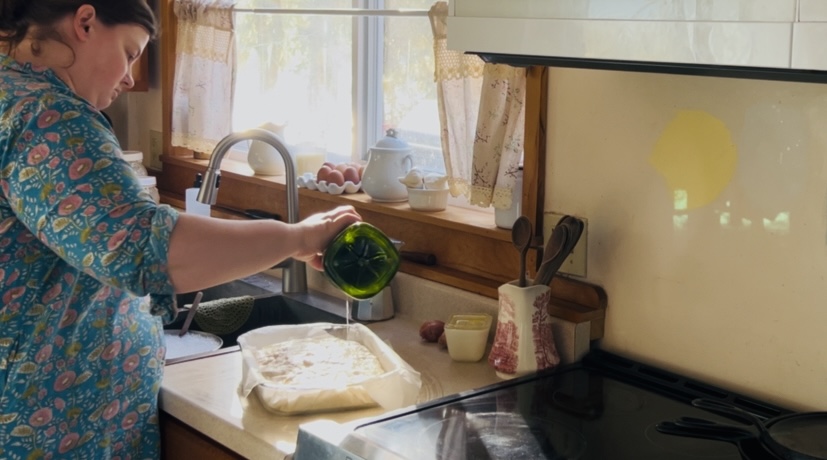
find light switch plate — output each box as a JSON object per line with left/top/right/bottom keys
{"left": 149, "top": 130, "right": 162, "bottom": 170}
{"left": 543, "top": 212, "right": 587, "bottom": 277}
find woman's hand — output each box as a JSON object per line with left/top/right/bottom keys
{"left": 292, "top": 205, "right": 362, "bottom": 270}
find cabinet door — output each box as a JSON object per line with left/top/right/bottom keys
{"left": 799, "top": 0, "right": 827, "bottom": 22}
{"left": 160, "top": 412, "right": 245, "bottom": 460}
{"left": 792, "top": 23, "right": 827, "bottom": 70}
{"left": 452, "top": 0, "right": 796, "bottom": 21}
{"left": 448, "top": 0, "right": 794, "bottom": 69}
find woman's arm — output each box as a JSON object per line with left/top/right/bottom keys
{"left": 166, "top": 205, "right": 360, "bottom": 293}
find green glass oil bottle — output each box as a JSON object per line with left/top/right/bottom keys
{"left": 322, "top": 223, "right": 400, "bottom": 300}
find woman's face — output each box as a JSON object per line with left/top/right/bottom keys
{"left": 66, "top": 8, "right": 150, "bottom": 109}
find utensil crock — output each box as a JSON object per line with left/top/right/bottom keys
{"left": 488, "top": 280, "right": 560, "bottom": 379}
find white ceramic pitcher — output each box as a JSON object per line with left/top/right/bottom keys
{"left": 248, "top": 122, "right": 287, "bottom": 176}
{"left": 362, "top": 129, "right": 413, "bottom": 202}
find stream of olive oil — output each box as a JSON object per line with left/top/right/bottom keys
{"left": 345, "top": 297, "right": 351, "bottom": 341}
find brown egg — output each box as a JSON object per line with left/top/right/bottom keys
{"left": 327, "top": 169, "right": 345, "bottom": 186}
{"left": 317, "top": 165, "right": 333, "bottom": 183}
{"left": 357, "top": 164, "right": 365, "bottom": 180}
{"left": 342, "top": 166, "right": 360, "bottom": 184}
{"left": 335, "top": 163, "right": 350, "bottom": 173}
{"left": 323, "top": 162, "right": 337, "bottom": 169}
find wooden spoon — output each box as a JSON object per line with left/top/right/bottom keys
{"left": 536, "top": 215, "right": 585, "bottom": 287}
{"left": 534, "top": 223, "right": 568, "bottom": 286}
{"left": 511, "top": 216, "right": 533, "bottom": 287}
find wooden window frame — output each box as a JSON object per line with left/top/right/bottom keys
{"left": 155, "top": 0, "right": 547, "bottom": 299}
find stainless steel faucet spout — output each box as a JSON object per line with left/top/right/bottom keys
{"left": 198, "top": 128, "right": 307, "bottom": 294}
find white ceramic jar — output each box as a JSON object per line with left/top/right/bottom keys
{"left": 495, "top": 167, "right": 523, "bottom": 229}
{"left": 138, "top": 176, "right": 160, "bottom": 203}
{"left": 361, "top": 129, "right": 413, "bottom": 202}
{"left": 123, "top": 150, "right": 148, "bottom": 177}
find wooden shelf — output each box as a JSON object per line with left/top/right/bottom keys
{"left": 159, "top": 156, "right": 508, "bottom": 241}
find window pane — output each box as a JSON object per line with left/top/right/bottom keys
{"left": 232, "top": 2, "right": 443, "bottom": 173}
{"left": 384, "top": 1, "right": 443, "bottom": 173}
{"left": 236, "top": 0, "right": 356, "bottom": 8}
{"left": 233, "top": 7, "right": 353, "bottom": 163}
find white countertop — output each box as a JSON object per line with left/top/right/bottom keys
{"left": 159, "top": 316, "right": 503, "bottom": 460}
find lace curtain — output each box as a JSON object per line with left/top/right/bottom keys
{"left": 428, "top": 2, "right": 527, "bottom": 209}
{"left": 171, "top": 0, "right": 237, "bottom": 155}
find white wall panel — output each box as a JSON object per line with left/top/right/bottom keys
{"left": 545, "top": 67, "right": 827, "bottom": 411}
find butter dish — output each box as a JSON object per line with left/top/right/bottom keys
{"left": 444, "top": 314, "right": 492, "bottom": 362}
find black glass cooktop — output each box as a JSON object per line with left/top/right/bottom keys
{"left": 343, "top": 350, "right": 790, "bottom": 460}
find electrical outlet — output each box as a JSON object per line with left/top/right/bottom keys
{"left": 149, "top": 130, "right": 162, "bottom": 169}
{"left": 543, "top": 212, "right": 588, "bottom": 277}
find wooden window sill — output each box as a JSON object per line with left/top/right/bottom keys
{"left": 156, "top": 155, "right": 520, "bottom": 299}
{"left": 156, "top": 155, "right": 607, "bottom": 337}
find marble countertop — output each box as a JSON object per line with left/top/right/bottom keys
{"left": 159, "top": 315, "right": 503, "bottom": 460}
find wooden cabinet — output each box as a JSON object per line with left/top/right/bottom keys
{"left": 160, "top": 412, "right": 245, "bottom": 460}
{"left": 131, "top": 51, "right": 150, "bottom": 92}
{"left": 794, "top": 0, "right": 827, "bottom": 71}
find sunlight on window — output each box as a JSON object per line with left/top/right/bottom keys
{"left": 233, "top": 9, "right": 353, "bottom": 161}
{"left": 231, "top": 1, "right": 443, "bottom": 172}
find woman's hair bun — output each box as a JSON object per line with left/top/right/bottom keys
{"left": 0, "top": 1, "right": 157, "bottom": 48}
{"left": 0, "top": 0, "right": 30, "bottom": 42}
{"left": 0, "top": 0, "right": 28, "bottom": 24}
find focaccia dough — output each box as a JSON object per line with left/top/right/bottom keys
{"left": 254, "top": 336, "right": 385, "bottom": 388}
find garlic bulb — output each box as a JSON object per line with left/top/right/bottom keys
{"left": 398, "top": 168, "right": 425, "bottom": 189}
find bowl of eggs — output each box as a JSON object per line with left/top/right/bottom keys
{"left": 297, "top": 162, "right": 363, "bottom": 195}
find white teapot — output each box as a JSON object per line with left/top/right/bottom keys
{"left": 361, "top": 129, "right": 413, "bottom": 202}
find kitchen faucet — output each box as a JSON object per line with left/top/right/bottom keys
{"left": 197, "top": 128, "right": 307, "bottom": 294}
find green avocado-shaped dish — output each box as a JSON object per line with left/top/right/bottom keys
{"left": 322, "top": 222, "right": 400, "bottom": 300}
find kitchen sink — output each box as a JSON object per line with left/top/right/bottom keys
{"left": 166, "top": 277, "right": 349, "bottom": 348}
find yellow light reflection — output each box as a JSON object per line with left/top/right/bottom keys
{"left": 651, "top": 110, "right": 737, "bottom": 211}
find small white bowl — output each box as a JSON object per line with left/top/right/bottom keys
{"left": 407, "top": 187, "right": 448, "bottom": 212}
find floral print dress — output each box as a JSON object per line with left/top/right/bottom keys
{"left": 0, "top": 55, "right": 179, "bottom": 459}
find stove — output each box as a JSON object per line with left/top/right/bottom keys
{"left": 293, "top": 349, "right": 792, "bottom": 459}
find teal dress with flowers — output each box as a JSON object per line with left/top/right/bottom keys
{"left": 0, "top": 55, "right": 179, "bottom": 458}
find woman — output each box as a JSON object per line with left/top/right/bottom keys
{"left": 0, "top": 1, "right": 360, "bottom": 457}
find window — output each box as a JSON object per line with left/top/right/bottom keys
{"left": 232, "top": 0, "right": 444, "bottom": 173}
{"left": 159, "top": 0, "right": 544, "bottom": 298}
